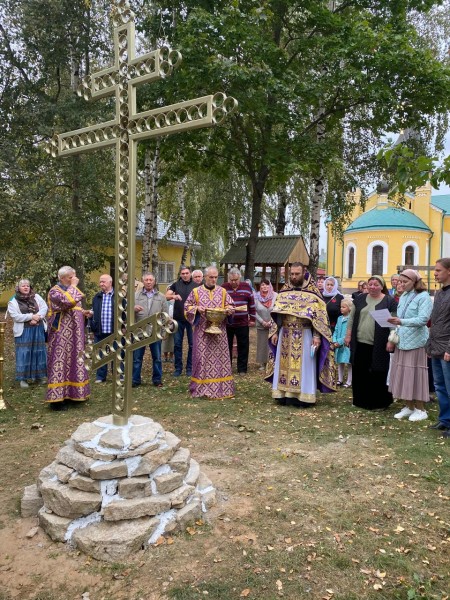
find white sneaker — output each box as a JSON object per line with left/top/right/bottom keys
{"left": 409, "top": 409, "right": 428, "bottom": 422}
{"left": 394, "top": 406, "right": 414, "bottom": 419}
{"left": 20, "top": 380, "right": 29, "bottom": 388}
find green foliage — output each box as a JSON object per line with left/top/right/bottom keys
{"left": 139, "top": 0, "right": 450, "bottom": 273}
{"left": 0, "top": 0, "right": 115, "bottom": 291}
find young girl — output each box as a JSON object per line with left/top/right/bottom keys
{"left": 332, "top": 297, "right": 353, "bottom": 387}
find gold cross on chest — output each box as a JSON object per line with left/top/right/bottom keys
{"left": 46, "top": 0, "right": 237, "bottom": 425}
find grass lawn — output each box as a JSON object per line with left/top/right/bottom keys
{"left": 0, "top": 328, "right": 448, "bottom": 600}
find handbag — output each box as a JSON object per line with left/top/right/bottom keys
{"left": 388, "top": 327, "right": 399, "bottom": 345}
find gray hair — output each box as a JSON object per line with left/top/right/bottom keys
{"left": 58, "top": 266, "right": 75, "bottom": 280}
{"left": 192, "top": 269, "right": 203, "bottom": 278}
{"left": 204, "top": 266, "right": 218, "bottom": 276}
{"left": 228, "top": 267, "right": 241, "bottom": 280}
{"left": 16, "top": 279, "right": 31, "bottom": 290}
{"left": 142, "top": 272, "right": 156, "bottom": 280}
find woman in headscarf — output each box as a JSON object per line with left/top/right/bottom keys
{"left": 387, "top": 270, "right": 432, "bottom": 422}
{"left": 322, "top": 277, "right": 344, "bottom": 333}
{"left": 344, "top": 275, "right": 397, "bottom": 410}
{"left": 254, "top": 279, "right": 277, "bottom": 371}
{"left": 7, "top": 279, "right": 48, "bottom": 388}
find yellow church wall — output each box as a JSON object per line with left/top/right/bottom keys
{"left": 327, "top": 227, "right": 433, "bottom": 293}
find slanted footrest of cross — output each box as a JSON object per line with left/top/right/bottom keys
{"left": 81, "top": 312, "right": 178, "bottom": 372}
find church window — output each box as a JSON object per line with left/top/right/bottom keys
{"left": 405, "top": 245, "right": 415, "bottom": 266}
{"left": 348, "top": 247, "right": 355, "bottom": 279}
{"left": 372, "top": 245, "right": 384, "bottom": 275}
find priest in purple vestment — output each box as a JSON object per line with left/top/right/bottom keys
{"left": 185, "top": 266, "right": 235, "bottom": 399}
{"left": 46, "top": 266, "right": 91, "bottom": 409}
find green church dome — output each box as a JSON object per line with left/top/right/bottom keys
{"left": 345, "top": 207, "right": 430, "bottom": 233}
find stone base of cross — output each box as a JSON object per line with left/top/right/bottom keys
{"left": 46, "top": 0, "right": 237, "bottom": 426}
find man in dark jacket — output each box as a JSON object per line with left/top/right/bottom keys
{"left": 89, "top": 274, "right": 114, "bottom": 383}
{"left": 426, "top": 258, "right": 450, "bottom": 438}
{"left": 222, "top": 268, "right": 256, "bottom": 374}
{"left": 166, "top": 266, "right": 199, "bottom": 376}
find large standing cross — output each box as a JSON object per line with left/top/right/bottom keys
{"left": 46, "top": 0, "right": 237, "bottom": 425}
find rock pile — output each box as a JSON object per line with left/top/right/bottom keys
{"left": 21, "top": 415, "right": 216, "bottom": 561}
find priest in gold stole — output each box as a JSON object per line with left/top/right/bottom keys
{"left": 265, "top": 262, "right": 336, "bottom": 407}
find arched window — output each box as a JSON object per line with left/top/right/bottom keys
{"left": 404, "top": 245, "right": 415, "bottom": 266}
{"left": 348, "top": 247, "right": 355, "bottom": 279}
{"left": 372, "top": 245, "right": 384, "bottom": 275}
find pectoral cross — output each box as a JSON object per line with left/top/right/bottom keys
{"left": 46, "top": 0, "right": 237, "bottom": 425}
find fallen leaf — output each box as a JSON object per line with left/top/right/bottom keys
{"left": 276, "top": 580, "right": 283, "bottom": 591}
{"left": 240, "top": 589, "right": 250, "bottom": 597}
{"left": 153, "top": 536, "right": 165, "bottom": 546}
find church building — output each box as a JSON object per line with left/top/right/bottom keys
{"left": 326, "top": 182, "right": 450, "bottom": 293}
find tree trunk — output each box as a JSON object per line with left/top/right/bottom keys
{"left": 228, "top": 211, "right": 236, "bottom": 247}
{"left": 150, "top": 141, "right": 160, "bottom": 275}
{"left": 244, "top": 168, "right": 268, "bottom": 280}
{"left": 309, "top": 109, "right": 325, "bottom": 280}
{"left": 275, "top": 185, "right": 289, "bottom": 235}
{"left": 141, "top": 141, "right": 160, "bottom": 275}
{"left": 309, "top": 1, "right": 335, "bottom": 279}
{"left": 70, "top": 50, "right": 85, "bottom": 298}
{"left": 178, "top": 176, "right": 191, "bottom": 271}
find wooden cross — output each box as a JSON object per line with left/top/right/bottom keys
{"left": 46, "top": 0, "right": 237, "bottom": 425}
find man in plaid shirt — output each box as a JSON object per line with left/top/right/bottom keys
{"left": 89, "top": 274, "right": 115, "bottom": 383}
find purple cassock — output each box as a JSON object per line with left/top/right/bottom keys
{"left": 185, "top": 285, "right": 235, "bottom": 399}
{"left": 46, "top": 284, "right": 90, "bottom": 404}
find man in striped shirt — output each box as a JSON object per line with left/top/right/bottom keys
{"left": 222, "top": 268, "right": 256, "bottom": 375}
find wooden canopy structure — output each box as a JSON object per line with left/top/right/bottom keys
{"left": 220, "top": 235, "right": 309, "bottom": 289}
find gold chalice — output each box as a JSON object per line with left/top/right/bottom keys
{"left": 205, "top": 308, "right": 227, "bottom": 334}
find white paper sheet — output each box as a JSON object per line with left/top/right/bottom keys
{"left": 369, "top": 308, "right": 394, "bottom": 328}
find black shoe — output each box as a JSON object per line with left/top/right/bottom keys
{"left": 289, "top": 398, "right": 315, "bottom": 409}
{"left": 275, "top": 397, "right": 287, "bottom": 406}
{"left": 429, "top": 422, "right": 448, "bottom": 430}
{"left": 173, "top": 371, "right": 182, "bottom": 377}
{"left": 153, "top": 382, "right": 163, "bottom": 387}
{"left": 442, "top": 430, "right": 450, "bottom": 438}
{"left": 132, "top": 382, "right": 140, "bottom": 388}
{"left": 50, "top": 401, "right": 68, "bottom": 411}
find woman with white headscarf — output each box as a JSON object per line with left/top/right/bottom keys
{"left": 322, "top": 276, "right": 344, "bottom": 333}
{"left": 387, "top": 269, "right": 432, "bottom": 422}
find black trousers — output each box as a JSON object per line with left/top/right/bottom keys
{"left": 227, "top": 326, "right": 249, "bottom": 373}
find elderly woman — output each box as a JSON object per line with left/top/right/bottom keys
{"left": 7, "top": 279, "right": 48, "bottom": 388}
{"left": 345, "top": 275, "right": 397, "bottom": 410}
{"left": 254, "top": 279, "right": 277, "bottom": 371}
{"left": 387, "top": 270, "right": 432, "bottom": 422}
{"left": 322, "top": 276, "right": 344, "bottom": 333}
{"left": 46, "top": 266, "right": 91, "bottom": 409}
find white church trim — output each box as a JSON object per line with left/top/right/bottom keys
{"left": 366, "top": 240, "right": 388, "bottom": 275}
{"left": 345, "top": 243, "right": 357, "bottom": 278}
{"left": 401, "top": 241, "right": 419, "bottom": 266}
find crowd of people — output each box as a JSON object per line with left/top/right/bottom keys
{"left": 6, "top": 260, "right": 450, "bottom": 437}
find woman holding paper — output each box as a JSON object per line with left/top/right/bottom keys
{"left": 387, "top": 270, "right": 432, "bottom": 422}
{"left": 344, "top": 276, "right": 397, "bottom": 410}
